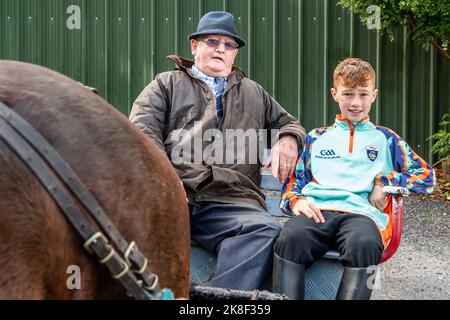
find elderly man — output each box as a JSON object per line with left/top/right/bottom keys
{"left": 129, "top": 11, "right": 305, "bottom": 290}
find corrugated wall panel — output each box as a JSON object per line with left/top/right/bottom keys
{"left": 327, "top": 3, "right": 352, "bottom": 125}
{"left": 252, "top": 0, "right": 275, "bottom": 95}
{"left": 301, "top": 0, "right": 328, "bottom": 130}
{"left": 85, "top": 0, "right": 107, "bottom": 99}
{"left": 407, "top": 40, "right": 435, "bottom": 158}
{"left": 154, "top": 1, "right": 177, "bottom": 74}
{"left": 0, "top": 0, "right": 448, "bottom": 162}
{"left": 1, "top": 0, "right": 20, "bottom": 59}
{"left": 21, "top": 0, "right": 42, "bottom": 64}
{"left": 203, "top": 0, "right": 226, "bottom": 15}
{"left": 130, "top": 0, "right": 154, "bottom": 105}
{"left": 276, "top": 0, "right": 300, "bottom": 117}
{"left": 178, "top": 0, "right": 199, "bottom": 59}
{"left": 227, "top": 0, "right": 250, "bottom": 74}
{"left": 107, "top": 0, "right": 130, "bottom": 115}
{"left": 42, "top": 0, "right": 63, "bottom": 71}
{"left": 379, "top": 27, "right": 407, "bottom": 138}
{"left": 62, "top": 0, "right": 85, "bottom": 84}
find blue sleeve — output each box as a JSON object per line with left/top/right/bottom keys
{"left": 375, "top": 127, "right": 436, "bottom": 194}
{"left": 280, "top": 132, "right": 315, "bottom": 215}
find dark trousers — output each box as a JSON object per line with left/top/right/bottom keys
{"left": 274, "top": 211, "right": 383, "bottom": 268}
{"left": 190, "top": 202, "right": 282, "bottom": 290}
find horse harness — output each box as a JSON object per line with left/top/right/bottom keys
{"left": 0, "top": 102, "right": 173, "bottom": 300}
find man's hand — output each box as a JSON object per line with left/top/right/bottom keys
{"left": 369, "top": 185, "right": 388, "bottom": 211}
{"left": 263, "top": 135, "right": 298, "bottom": 182}
{"left": 292, "top": 199, "right": 325, "bottom": 223}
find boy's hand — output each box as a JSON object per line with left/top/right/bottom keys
{"left": 369, "top": 185, "right": 388, "bottom": 211}
{"left": 292, "top": 200, "right": 325, "bottom": 223}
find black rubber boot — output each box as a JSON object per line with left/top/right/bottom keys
{"left": 336, "top": 267, "right": 377, "bottom": 300}
{"left": 272, "top": 253, "right": 305, "bottom": 300}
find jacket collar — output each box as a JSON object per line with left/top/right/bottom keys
{"left": 166, "top": 55, "right": 245, "bottom": 85}
{"left": 335, "top": 114, "right": 375, "bottom": 130}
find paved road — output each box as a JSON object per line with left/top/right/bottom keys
{"left": 371, "top": 196, "right": 449, "bottom": 300}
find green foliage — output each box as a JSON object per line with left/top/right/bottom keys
{"left": 429, "top": 113, "right": 450, "bottom": 160}
{"left": 337, "top": 0, "right": 450, "bottom": 60}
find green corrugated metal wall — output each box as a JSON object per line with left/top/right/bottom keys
{"left": 0, "top": 0, "right": 449, "bottom": 161}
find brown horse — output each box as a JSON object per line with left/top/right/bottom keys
{"left": 0, "top": 60, "right": 190, "bottom": 299}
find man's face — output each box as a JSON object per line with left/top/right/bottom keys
{"left": 191, "top": 34, "right": 239, "bottom": 77}
{"left": 331, "top": 81, "right": 378, "bottom": 122}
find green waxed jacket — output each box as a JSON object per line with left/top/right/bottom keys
{"left": 130, "top": 55, "right": 305, "bottom": 209}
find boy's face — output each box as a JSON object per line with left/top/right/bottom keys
{"left": 331, "top": 81, "right": 378, "bottom": 122}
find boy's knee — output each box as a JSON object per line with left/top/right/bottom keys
{"left": 348, "top": 235, "right": 382, "bottom": 253}
{"left": 276, "top": 224, "right": 304, "bottom": 248}
{"left": 278, "top": 217, "right": 313, "bottom": 245}
{"left": 341, "top": 234, "right": 383, "bottom": 267}
{"left": 273, "top": 222, "right": 316, "bottom": 264}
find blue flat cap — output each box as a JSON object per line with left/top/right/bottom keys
{"left": 188, "top": 11, "right": 246, "bottom": 48}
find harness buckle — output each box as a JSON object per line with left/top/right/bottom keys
{"left": 124, "top": 241, "right": 149, "bottom": 274}
{"left": 124, "top": 241, "right": 136, "bottom": 267}
{"left": 83, "top": 232, "right": 109, "bottom": 254}
{"left": 143, "top": 274, "right": 159, "bottom": 291}
{"left": 99, "top": 244, "right": 115, "bottom": 264}
{"left": 112, "top": 261, "right": 130, "bottom": 279}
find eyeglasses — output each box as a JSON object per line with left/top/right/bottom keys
{"left": 200, "top": 38, "right": 239, "bottom": 51}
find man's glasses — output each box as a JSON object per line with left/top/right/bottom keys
{"left": 200, "top": 38, "right": 239, "bottom": 51}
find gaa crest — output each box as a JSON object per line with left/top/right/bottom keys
{"left": 366, "top": 145, "right": 379, "bottom": 162}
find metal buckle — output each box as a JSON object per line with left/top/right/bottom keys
{"left": 143, "top": 274, "right": 159, "bottom": 291}
{"left": 112, "top": 261, "right": 130, "bottom": 279}
{"left": 83, "top": 232, "right": 109, "bottom": 254}
{"left": 124, "top": 241, "right": 148, "bottom": 274}
{"left": 124, "top": 241, "right": 136, "bottom": 267}
{"left": 99, "top": 244, "right": 115, "bottom": 264}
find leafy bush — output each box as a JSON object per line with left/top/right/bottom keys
{"left": 429, "top": 113, "right": 450, "bottom": 161}
{"left": 337, "top": 0, "right": 450, "bottom": 61}
{"left": 429, "top": 113, "right": 450, "bottom": 184}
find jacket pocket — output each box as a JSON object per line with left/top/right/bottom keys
{"left": 170, "top": 106, "right": 202, "bottom": 127}
{"left": 211, "top": 166, "right": 241, "bottom": 185}
{"left": 197, "top": 165, "right": 240, "bottom": 192}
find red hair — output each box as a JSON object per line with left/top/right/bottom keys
{"left": 333, "top": 58, "right": 376, "bottom": 88}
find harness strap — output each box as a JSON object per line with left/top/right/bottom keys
{"left": 0, "top": 102, "right": 171, "bottom": 300}
{"left": 0, "top": 102, "right": 160, "bottom": 291}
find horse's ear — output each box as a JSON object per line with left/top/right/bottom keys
{"left": 78, "top": 82, "right": 99, "bottom": 95}
{"left": 85, "top": 86, "right": 99, "bottom": 95}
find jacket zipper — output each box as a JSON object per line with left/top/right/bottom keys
{"left": 348, "top": 121, "right": 355, "bottom": 153}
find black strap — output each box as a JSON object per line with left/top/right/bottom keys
{"left": 0, "top": 102, "right": 164, "bottom": 299}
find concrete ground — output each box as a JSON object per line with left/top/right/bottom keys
{"left": 371, "top": 196, "right": 449, "bottom": 300}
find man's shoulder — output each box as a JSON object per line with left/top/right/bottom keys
{"left": 237, "top": 77, "right": 268, "bottom": 94}
{"left": 155, "top": 69, "right": 188, "bottom": 80}
{"left": 148, "top": 69, "right": 193, "bottom": 89}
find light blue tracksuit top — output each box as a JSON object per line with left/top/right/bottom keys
{"left": 280, "top": 115, "right": 435, "bottom": 243}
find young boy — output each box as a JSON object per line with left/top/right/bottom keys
{"left": 273, "top": 58, "right": 435, "bottom": 300}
